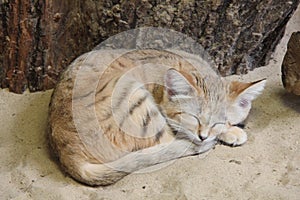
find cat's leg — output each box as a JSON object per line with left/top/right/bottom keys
{"left": 218, "top": 126, "right": 247, "bottom": 146}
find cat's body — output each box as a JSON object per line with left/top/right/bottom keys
{"left": 48, "top": 49, "right": 265, "bottom": 186}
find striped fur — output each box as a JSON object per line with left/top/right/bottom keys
{"left": 48, "top": 49, "right": 265, "bottom": 186}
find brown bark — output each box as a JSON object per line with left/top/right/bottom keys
{"left": 282, "top": 31, "right": 300, "bottom": 95}
{"left": 0, "top": 0, "right": 299, "bottom": 93}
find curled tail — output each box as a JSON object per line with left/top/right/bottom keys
{"left": 78, "top": 139, "right": 216, "bottom": 186}
{"left": 79, "top": 163, "right": 128, "bottom": 186}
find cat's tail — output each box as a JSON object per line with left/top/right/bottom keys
{"left": 77, "top": 139, "right": 216, "bottom": 186}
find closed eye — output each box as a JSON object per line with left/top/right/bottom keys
{"left": 176, "top": 112, "right": 201, "bottom": 125}
{"left": 212, "top": 122, "right": 226, "bottom": 128}
{"left": 171, "top": 111, "right": 201, "bottom": 125}
{"left": 185, "top": 113, "right": 201, "bottom": 125}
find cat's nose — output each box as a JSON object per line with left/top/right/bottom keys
{"left": 199, "top": 128, "right": 209, "bottom": 140}
{"left": 199, "top": 134, "right": 208, "bottom": 141}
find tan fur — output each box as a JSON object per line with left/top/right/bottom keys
{"left": 229, "top": 81, "right": 253, "bottom": 99}
{"left": 48, "top": 49, "right": 265, "bottom": 186}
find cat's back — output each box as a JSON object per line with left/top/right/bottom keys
{"left": 48, "top": 49, "right": 180, "bottom": 160}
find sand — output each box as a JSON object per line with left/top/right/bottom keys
{"left": 1, "top": 6, "right": 300, "bottom": 200}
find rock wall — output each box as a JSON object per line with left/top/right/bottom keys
{"left": 0, "top": 0, "right": 299, "bottom": 93}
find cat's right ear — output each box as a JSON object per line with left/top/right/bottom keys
{"left": 229, "top": 79, "right": 266, "bottom": 108}
{"left": 164, "top": 68, "right": 196, "bottom": 98}
{"left": 226, "top": 79, "right": 266, "bottom": 125}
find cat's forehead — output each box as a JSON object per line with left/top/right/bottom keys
{"left": 191, "top": 71, "right": 226, "bottom": 95}
{"left": 198, "top": 97, "right": 227, "bottom": 124}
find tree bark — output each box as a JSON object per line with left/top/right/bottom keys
{"left": 0, "top": 0, "right": 299, "bottom": 93}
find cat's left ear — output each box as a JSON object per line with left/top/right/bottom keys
{"left": 229, "top": 79, "right": 266, "bottom": 108}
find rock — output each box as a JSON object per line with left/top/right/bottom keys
{"left": 282, "top": 32, "right": 300, "bottom": 95}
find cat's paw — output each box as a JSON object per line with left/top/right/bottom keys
{"left": 218, "top": 126, "right": 247, "bottom": 146}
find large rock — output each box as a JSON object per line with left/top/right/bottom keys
{"left": 282, "top": 32, "right": 300, "bottom": 95}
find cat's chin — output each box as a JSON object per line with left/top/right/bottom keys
{"left": 201, "top": 136, "right": 217, "bottom": 143}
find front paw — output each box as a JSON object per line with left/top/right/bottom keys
{"left": 218, "top": 126, "right": 247, "bottom": 146}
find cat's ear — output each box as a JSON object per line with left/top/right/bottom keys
{"left": 164, "top": 68, "right": 196, "bottom": 98}
{"left": 227, "top": 79, "right": 266, "bottom": 125}
{"left": 229, "top": 79, "right": 266, "bottom": 108}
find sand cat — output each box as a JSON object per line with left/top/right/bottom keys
{"left": 48, "top": 49, "right": 265, "bottom": 186}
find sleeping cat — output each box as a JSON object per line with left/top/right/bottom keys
{"left": 48, "top": 49, "right": 266, "bottom": 186}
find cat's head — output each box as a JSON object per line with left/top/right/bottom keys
{"left": 164, "top": 68, "right": 266, "bottom": 141}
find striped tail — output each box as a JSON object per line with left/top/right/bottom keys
{"left": 79, "top": 139, "right": 216, "bottom": 186}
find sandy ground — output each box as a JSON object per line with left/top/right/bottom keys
{"left": 1, "top": 6, "right": 300, "bottom": 200}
